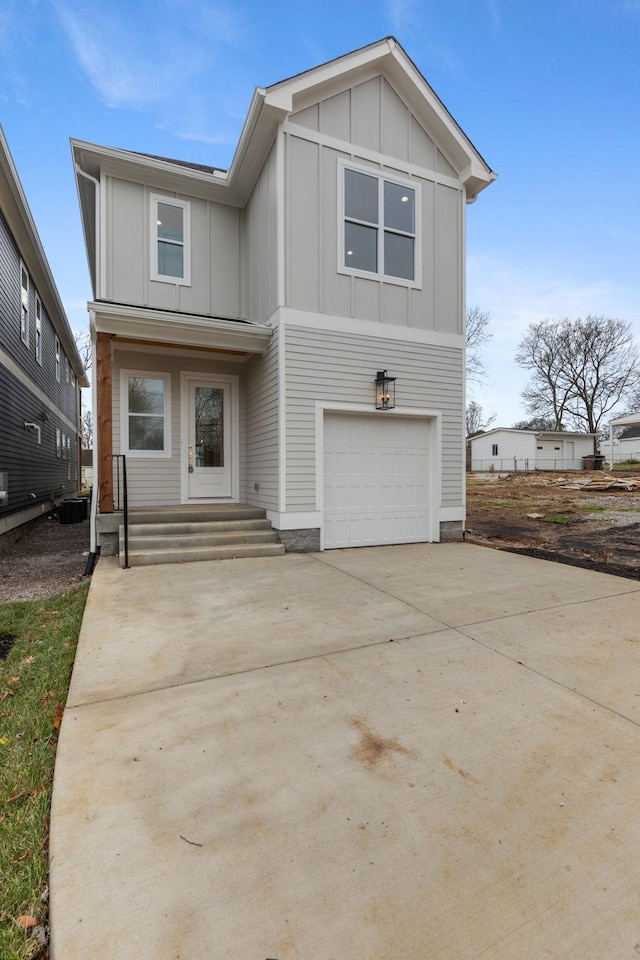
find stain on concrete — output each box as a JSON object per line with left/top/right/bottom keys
{"left": 441, "top": 755, "right": 480, "bottom": 784}
{"left": 350, "top": 717, "right": 416, "bottom": 769}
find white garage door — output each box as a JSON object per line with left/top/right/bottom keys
{"left": 323, "top": 413, "right": 431, "bottom": 549}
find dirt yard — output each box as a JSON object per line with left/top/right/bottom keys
{"left": 466, "top": 471, "right": 640, "bottom": 579}
{"left": 0, "top": 515, "right": 90, "bottom": 603}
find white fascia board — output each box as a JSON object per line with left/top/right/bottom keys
{"left": 275, "top": 306, "right": 465, "bottom": 349}
{"left": 89, "top": 302, "right": 272, "bottom": 354}
{"left": 266, "top": 38, "right": 395, "bottom": 108}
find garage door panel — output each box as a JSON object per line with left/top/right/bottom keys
{"left": 324, "top": 413, "right": 432, "bottom": 549}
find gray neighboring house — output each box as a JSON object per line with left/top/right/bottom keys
{"left": 0, "top": 125, "right": 88, "bottom": 544}
{"left": 470, "top": 428, "right": 597, "bottom": 472}
{"left": 72, "top": 37, "right": 495, "bottom": 557}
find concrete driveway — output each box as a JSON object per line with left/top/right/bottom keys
{"left": 50, "top": 543, "right": 640, "bottom": 959}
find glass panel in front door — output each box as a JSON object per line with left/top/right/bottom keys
{"left": 194, "top": 386, "right": 223, "bottom": 468}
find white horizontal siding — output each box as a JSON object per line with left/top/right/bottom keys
{"left": 284, "top": 324, "right": 463, "bottom": 511}
{"left": 244, "top": 328, "right": 279, "bottom": 510}
{"left": 112, "top": 347, "right": 246, "bottom": 507}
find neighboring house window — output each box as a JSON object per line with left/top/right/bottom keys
{"left": 71, "top": 370, "right": 76, "bottom": 388}
{"left": 56, "top": 428, "right": 61, "bottom": 458}
{"left": 65, "top": 356, "right": 69, "bottom": 383}
{"left": 339, "top": 163, "right": 420, "bottom": 285}
{"left": 150, "top": 195, "right": 191, "bottom": 285}
{"left": 55, "top": 336, "right": 61, "bottom": 382}
{"left": 492, "top": 444, "right": 499, "bottom": 456}
{"left": 20, "top": 262, "right": 29, "bottom": 345}
{"left": 35, "top": 295, "right": 42, "bottom": 365}
{"left": 121, "top": 371, "right": 171, "bottom": 457}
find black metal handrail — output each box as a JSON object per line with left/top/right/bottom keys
{"left": 112, "top": 454, "right": 129, "bottom": 570}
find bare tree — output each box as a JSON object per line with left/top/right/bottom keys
{"left": 515, "top": 317, "right": 640, "bottom": 444}
{"left": 466, "top": 400, "right": 496, "bottom": 437}
{"left": 74, "top": 327, "right": 91, "bottom": 373}
{"left": 512, "top": 417, "right": 558, "bottom": 431}
{"left": 81, "top": 409, "right": 93, "bottom": 449}
{"left": 466, "top": 305, "right": 492, "bottom": 386}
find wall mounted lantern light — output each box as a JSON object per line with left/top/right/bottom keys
{"left": 375, "top": 370, "right": 396, "bottom": 410}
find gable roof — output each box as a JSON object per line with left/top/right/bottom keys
{"left": 1, "top": 125, "right": 88, "bottom": 385}
{"left": 72, "top": 39, "right": 495, "bottom": 292}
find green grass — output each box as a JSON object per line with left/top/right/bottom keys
{"left": 545, "top": 513, "right": 579, "bottom": 525}
{"left": 577, "top": 504, "right": 607, "bottom": 513}
{"left": 0, "top": 585, "right": 88, "bottom": 960}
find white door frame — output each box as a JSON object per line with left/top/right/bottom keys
{"left": 315, "top": 401, "right": 442, "bottom": 550}
{"left": 180, "top": 372, "right": 240, "bottom": 503}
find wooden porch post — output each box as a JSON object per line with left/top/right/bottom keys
{"left": 96, "top": 332, "right": 113, "bottom": 513}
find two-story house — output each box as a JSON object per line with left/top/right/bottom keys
{"left": 1, "top": 125, "right": 88, "bottom": 545}
{"left": 72, "top": 38, "right": 495, "bottom": 563}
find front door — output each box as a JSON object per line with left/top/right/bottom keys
{"left": 186, "top": 379, "right": 231, "bottom": 499}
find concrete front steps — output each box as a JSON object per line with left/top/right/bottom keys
{"left": 118, "top": 505, "right": 284, "bottom": 567}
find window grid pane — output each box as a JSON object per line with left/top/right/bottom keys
{"left": 343, "top": 168, "right": 417, "bottom": 282}
{"left": 344, "top": 169, "right": 379, "bottom": 224}
{"left": 384, "top": 232, "right": 415, "bottom": 281}
{"left": 345, "top": 222, "right": 378, "bottom": 274}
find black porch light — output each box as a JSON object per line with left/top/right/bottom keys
{"left": 375, "top": 370, "right": 396, "bottom": 410}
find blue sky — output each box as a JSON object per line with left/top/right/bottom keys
{"left": 1, "top": 0, "right": 639, "bottom": 426}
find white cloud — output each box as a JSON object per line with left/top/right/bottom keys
{"left": 52, "top": 0, "right": 245, "bottom": 143}
{"left": 384, "top": 0, "right": 416, "bottom": 35}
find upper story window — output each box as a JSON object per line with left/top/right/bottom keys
{"left": 121, "top": 370, "right": 171, "bottom": 458}
{"left": 65, "top": 356, "right": 69, "bottom": 383}
{"left": 55, "top": 336, "right": 61, "bottom": 382}
{"left": 150, "top": 195, "right": 191, "bottom": 285}
{"left": 339, "top": 163, "right": 420, "bottom": 287}
{"left": 20, "top": 262, "right": 29, "bottom": 344}
{"left": 35, "top": 295, "right": 43, "bottom": 365}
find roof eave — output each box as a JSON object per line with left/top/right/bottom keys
{"left": 1, "top": 126, "right": 86, "bottom": 380}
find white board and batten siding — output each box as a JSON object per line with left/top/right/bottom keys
{"left": 105, "top": 176, "right": 241, "bottom": 320}
{"left": 240, "top": 143, "right": 279, "bottom": 325}
{"left": 284, "top": 324, "right": 463, "bottom": 517}
{"left": 285, "top": 74, "right": 463, "bottom": 334}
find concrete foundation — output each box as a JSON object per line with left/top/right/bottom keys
{"left": 277, "top": 527, "right": 321, "bottom": 552}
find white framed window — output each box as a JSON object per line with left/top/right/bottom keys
{"left": 65, "top": 356, "right": 69, "bottom": 383}
{"left": 492, "top": 444, "right": 499, "bottom": 456}
{"left": 55, "top": 336, "right": 61, "bottom": 382}
{"left": 35, "top": 295, "right": 42, "bottom": 365}
{"left": 121, "top": 370, "right": 171, "bottom": 458}
{"left": 56, "top": 427, "right": 61, "bottom": 458}
{"left": 338, "top": 161, "right": 420, "bottom": 287}
{"left": 150, "top": 195, "right": 191, "bottom": 285}
{"left": 20, "top": 262, "right": 29, "bottom": 344}
{"left": 71, "top": 369, "right": 76, "bottom": 388}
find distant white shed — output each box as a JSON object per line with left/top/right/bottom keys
{"left": 469, "top": 429, "right": 596, "bottom": 472}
